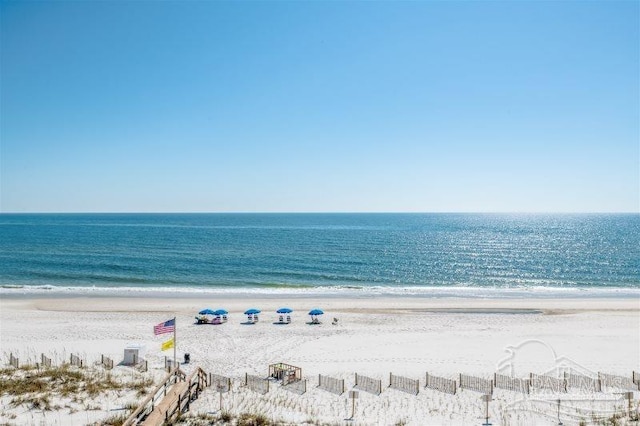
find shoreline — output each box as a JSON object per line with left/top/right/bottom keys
{"left": 2, "top": 293, "right": 639, "bottom": 312}
{"left": 2, "top": 284, "right": 639, "bottom": 301}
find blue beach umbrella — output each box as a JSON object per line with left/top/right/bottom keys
{"left": 199, "top": 308, "right": 216, "bottom": 315}
{"left": 277, "top": 307, "right": 293, "bottom": 314}
{"left": 214, "top": 309, "right": 228, "bottom": 315}
{"left": 308, "top": 309, "right": 324, "bottom": 316}
{"left": 244, "top": 308, "right": 261, "bottom": 315}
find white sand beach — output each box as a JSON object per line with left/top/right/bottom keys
{"left": 1, "top": 295, "right": 639, "bottom": 425}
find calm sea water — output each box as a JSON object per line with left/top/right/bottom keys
{"left": 0, "top": 213, "right": 638, "bottom": 297}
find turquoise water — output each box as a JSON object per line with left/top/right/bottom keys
{"left": 0, "top": 213, "right": 638, "bottom": 297}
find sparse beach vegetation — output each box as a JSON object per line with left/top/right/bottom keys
{"left": 0, "top": 359, "right": 156, "bottom": 423}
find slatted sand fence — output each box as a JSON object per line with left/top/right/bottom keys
{"left": 425, "top": 372, "right": 457, "bottom": 395}
{"left": 209, "top": 373, "right": 232, "bottom": 393}
{"left": 282, "top": 378, "right": 307, "bottom": 395}
{"left": 459, "top": 373, "right": 493, "bottom": 395}
{"left": 136, "top": 358, "right": 148, "bottom": 373}
{"left": 70, "top": 353, "right": 84, "bottom": 368}
{"left": 244, "top": 373, "right": 270, "bottom": 395}
{"left": 40, "top": 354, "right": 52, "bottom": 368}
{"left": 318, "top": 374, "right": 345, "bottom": 395}
{"left": 388, "top": 373, "right": 419, "bottom": 395}
{"left": 564, "top": 372, "right": 601, "bottom": 392}
{"left": 494, "top": 373, "right": 530, "bottom": 394}
{"left": 354, "top": 373, "right": 382, "bottom": 395}
{"left": 8, "top": 353, "right": 18, "bottom": 368}
{"left": 101, "top": 354, "right": 114, "bottom": 370}
{"left": 598, "top": 372, "right": 639, "bottom": 391}
{"left": 530, "top": 373, "right": 567, "bottom": 393}
{"left": 131, "top": 353, "right": 148, "bottom": 372}
{"left": 634, "top": 371, "right": 640, "bottom": 387}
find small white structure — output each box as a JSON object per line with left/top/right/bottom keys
{"left": 123, "top": 344, "right": 146, "bottom": 365}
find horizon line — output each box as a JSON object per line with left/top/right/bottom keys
{"left": 0, "top": 211, "right": 638, "bottom": 215}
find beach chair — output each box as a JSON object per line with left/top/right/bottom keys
{"left": 195, "top": 315, "right": 207, "bottom": 324}
{"left": 222, "top": 314, "right": 228, "bottom": 322}
{"left": 254, "top": 314, "right": 259, "bottom": 322}
{"left": 332, "top": 317, "right": 339, "bottom": 325}
{"left": 279, "top": 315, "right": 284, "bottom": 323}
{"left": 286, "top": 315, "right": 291, "bottom": 323}
{"left": 312, "top": 317, "right": 321, "bottom": 324}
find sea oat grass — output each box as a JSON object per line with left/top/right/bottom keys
{"left": 237, "top": 412, "right": 272, "bottom": 426}
{"left": 0, "top": 362, "right": 155, "bottom": 418}
{"left": 101, "top": 412, "right": 128, "bottom": 426}
{"left": 129, "top": 376, "right": 154, "bottom": 396}
{"left": 0, "top": 375, "right": 48, "bottom": 394}
{"left": 177, "top": 411, "right": 277, "bottom": 426}
{"left": 10, "top": 394, "right": 51, "bottom": 410}
{"left": 219, "top": 410, "right": 233, "bottom": 423}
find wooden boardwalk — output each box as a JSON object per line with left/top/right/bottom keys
{"left": 123, "top": 367, "right": 209, "bottom": 426}
{"left": 141, "top": 381, "right": 188, "bottom": 426}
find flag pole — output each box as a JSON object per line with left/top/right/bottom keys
{"left": 173, "top": 316, "right": 177, "bottom": 371}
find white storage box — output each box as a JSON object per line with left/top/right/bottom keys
{"left": 123, "top": 344, "right": 146, "bottom": 365}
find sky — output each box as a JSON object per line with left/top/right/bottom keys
{"left": 1, "top": 0, "right": 638, "bottom": 213}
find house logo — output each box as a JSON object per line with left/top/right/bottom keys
{"left": 495, "top": 338, "right": 597, "bottom": 379}
{"left": 494, "top": 339, "right": 637, "bottom": 424}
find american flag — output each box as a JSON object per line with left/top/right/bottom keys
{"left": 154, "top": 318, "right": 175, "bottom": 335}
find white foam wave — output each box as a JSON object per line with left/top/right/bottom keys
{"left": 1, "top": 283, "right": 638, "bottom": 299}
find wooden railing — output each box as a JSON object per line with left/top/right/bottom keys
{"left": 122, "top": 367, "right": 187, "bottom": 426}
{"left": 161, "top": 367, "right": 209, "bottom": 423}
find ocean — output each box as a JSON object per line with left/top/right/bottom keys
{"left": 0, "top": 213, "right": 638, "bottom": 298}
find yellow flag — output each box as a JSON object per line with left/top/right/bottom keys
{"left": 161, "top": 337, "right": 174, "bottom": 351}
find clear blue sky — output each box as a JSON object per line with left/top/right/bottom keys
{"left": 1, "top": 0, "right": 638, "bottom": 213}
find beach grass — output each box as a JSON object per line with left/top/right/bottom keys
{"left": 0, "top": 360, "right": 155, "bottom": 423}
{"left": 0, "top": 363, "right": 152, "bottom": 399}
{"left": 175, "top": 410, "right": 326, "bottom": 426}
